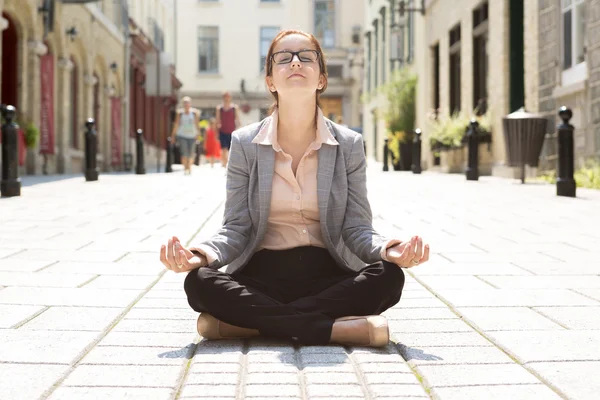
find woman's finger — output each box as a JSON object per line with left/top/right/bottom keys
{"left": 160, "top": 245, "right": 171, "bottom": 270}
{"left": 420, "top": 244, "right": 430, "bottom": 263}
{"left": 174, "top": 242, "right": 182, "bottom": 266}
{"left": 166, "top": 238, "right": 176, "bottom": 267}
{"left": 415, "top": 237, "right": 423, "bottom": 261}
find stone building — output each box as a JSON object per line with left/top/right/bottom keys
{"left": 175, "top": 0, "right": 365, "bottom": 128}
{"left": 0, "top": 0, "right": 181, "bottom": 176}
{"left": 365, "top": 0, "right": 598, "bottom": 175}
{"left": 527, "top": 0, "right": 599, "bottom": 171}
{"left": 362, "top": 0, "right": 425, "bottom": 162}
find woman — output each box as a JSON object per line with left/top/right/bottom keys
{"left": 170, "top": 96, "right": 199, "bottom": 175}
{"left": 215, "top": 92, "right": 241, "bottom": 168}
{"left": 160, "top": 29, "right": 430, "bottom": 347}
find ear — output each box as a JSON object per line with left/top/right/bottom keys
{"left": 265, "top": 76, "right": 276, "bottom": 92}
{"left": 317, "top": 75, "right": 326, "bottom": 90}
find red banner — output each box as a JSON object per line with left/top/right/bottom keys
{"left": 111, "top": 97, "right": 122, "bottom": 166}
{"left": 39, "top": 54, "right": 55, "bottom": 155}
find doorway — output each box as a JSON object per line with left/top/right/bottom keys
{"left": 1, "top": 13, "right": 18, "bottom": 109}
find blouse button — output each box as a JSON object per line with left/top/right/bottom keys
{"left": 302, "top": 229, "right": 307, "bottom": 234}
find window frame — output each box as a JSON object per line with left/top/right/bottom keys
{"left": 259, "top": 26, "right": 280, "bottom": 73}
{"left": 314, "top": 0, "right": 336, "bottom": 48}
{"left": 561, "top": 0, "right": 587, "bottom": 86}
{"left": 197, "top": 26, "right": 219, "bottom": 74}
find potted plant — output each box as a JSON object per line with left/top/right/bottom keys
{"left": 21, "top": 120, "right": 39, "bottom": 175}
{"left": 381, "top": 68, "right": 417, "bottom": 171}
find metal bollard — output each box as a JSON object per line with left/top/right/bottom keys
{"left": 1, "top": 105, "right": 22, "bottom": 197}
{"left": 84, "top": 118, "right": 99, "bottom": 182}
{"left": 556, "top": 106, "right": 576, "bottom": 197}
{"left": 165, "top": 137, "right": 173, "bottom": 173}
{"left": 135, "top": 129, "right": 146, "bottom": 175}
{"left": 412, "top": 129, "right": 422, "bottom": 174}
{"left": 465, "top": 119, "right": 479, "bottom": 181}
{"left": 383, "top": 138, "right": 389, "bottom": 172}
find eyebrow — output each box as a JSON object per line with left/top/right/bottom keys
{"left": 275, "top": 48, "right": 317, "bottom": 52}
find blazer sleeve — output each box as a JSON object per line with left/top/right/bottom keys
{"left": 341, "top": 134, "right": 394, "bottom": 263}
{"left": 189, "top": 133, "right": 252, "bottom": 269}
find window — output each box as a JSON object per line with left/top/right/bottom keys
{"left": 449, "top": 24, "right": 461, "bottom": 114}
{"left": 380, "top": 7, "right": 386, "bottom": 82}
{"left": 198, "top": 26, "right": 219, "bottom": 73}
{"left": 70, "top": 59, "right": 79, "bottom": 149}
{"left": 314, "top": 0, "right": 335, "bottom": 48}
{"left": 473, "top": 2, "right": 488, "bottom": 115}
{"left": 432, "top": 44, "right": 440, "bottom": 117}
{"left": 562, "top": 0, "right": 586, "bottom": 70}
{"left": 327, "top": 64, "right": 343, "bottom": 78}
{"left": 366, "top": 31, "right": 372, "bottom": 92}
{"left": 260, "top": 26, "right": 279, "bottom": 72}
{"left": 373, "top": 20, "right": 379, "bottom": 87}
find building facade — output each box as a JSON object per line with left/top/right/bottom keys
{"left": 0, "top": 0, "right": 180, "bottom": 176}
{"left": 176, "top": 0, "right": 364, "bottom": 129}
{"left": 365, "top": 0, "right": 599, "bottom": 176}
{"left": 530, "top": 0, "right": 599, "bottom": 172}
{"left": 362, "top": 0, "right": 425, "bottom": 163}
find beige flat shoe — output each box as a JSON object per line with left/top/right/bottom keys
{"left": 197, "top": 313, "right": 260, "bottom": 340}
{"left": 331, "top": 315, "right": 389, "bottom": 347}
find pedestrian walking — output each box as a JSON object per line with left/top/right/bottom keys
{"left": 203, "top": 118, "right": 221, "bottom": 167}
{"left": 160, "top": 29, "right": 430, "bottom": 347}
{"left": 215, "top": 91, "right": 241, "bottom": 168}
{"left": 170, "top": 96, "right": 199, "bottom": 175}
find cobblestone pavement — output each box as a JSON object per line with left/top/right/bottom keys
{"left": 0, "top": 164, "right": 599, "bottom": 400}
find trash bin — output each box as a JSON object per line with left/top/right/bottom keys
{"left": 502, "top": 108, "right": 548, "bottom": 183}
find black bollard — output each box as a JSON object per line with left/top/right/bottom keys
{"left": 383, "top": 138, "right": 389, "bottom": 172}
{"left": 1, "top": 105, "right": 22, "bottom": 197}
{"left": 465, "top": 119, "right": 479, "bottom": 181}
{"left": 135, "top": 129, "right": 146, "bottom": 175}
{"left": 165, "top": 137, "right": 173, "bottom": 173}
{"left": 556, "top": 106, "right": 576, "bottom": 197}
{"left": 412, "top": 129, "right": 422, "bottom": 174}
{"left": 84, "top": 118, "right": 99, "bottom": 182}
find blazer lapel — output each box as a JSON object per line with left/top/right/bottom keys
{"left": 317, "top": 143, "right": 337, "bottom": 239}
{"left": 257, "top": 144, "right": 275, "bottom": 237}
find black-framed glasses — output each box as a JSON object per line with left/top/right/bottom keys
{"left": 271, "top": 50, "right": 319, "bottom": 64}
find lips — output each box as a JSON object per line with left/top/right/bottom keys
{"left": 288, "top": 73, "right": 305, "bottom": 79}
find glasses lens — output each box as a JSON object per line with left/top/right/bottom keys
{"left": 299, "top": 51, "right": 318, "bottom": 62}
{"left": 273, "top": 52, "right": 293, "bottom": 64}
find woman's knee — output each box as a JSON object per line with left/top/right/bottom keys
{"left": 369, "top": 261, "right": 405, "bottom": 295}
{"left": 183, "top": 267, "right": 219, "bottom": 311}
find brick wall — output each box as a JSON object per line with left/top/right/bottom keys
{"left": 537, "top": 0, "right": 558, "bottom": 114}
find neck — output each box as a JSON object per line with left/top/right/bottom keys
{"left": 277, "top": 96, "right": 317, "bottom": 144}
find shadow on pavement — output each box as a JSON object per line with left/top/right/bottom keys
{"left": 397, "top": 343, "right": 443, "bottom": 362}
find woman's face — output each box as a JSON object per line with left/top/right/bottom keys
{"left": 266, "top": 34, "right": 324, "bottom": 101}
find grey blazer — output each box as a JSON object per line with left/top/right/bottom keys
{"left": 192, "top": 117, "right": 392, "bottom": 274}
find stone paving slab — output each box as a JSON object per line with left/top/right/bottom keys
{"left": 1, "top": 168, "right": 600, "bottom": 399}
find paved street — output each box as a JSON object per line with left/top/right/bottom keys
{"left": 1, "top": 164, "right": 599, "bottom": 400}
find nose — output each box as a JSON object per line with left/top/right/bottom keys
{"left": 290, "top": 54, "right": 302, "bottom": 68}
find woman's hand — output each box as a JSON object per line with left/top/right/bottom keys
{"left": 160, "top": 236, "right": 207, "bottom": 273}
{"left": 386, "top": 236, "right": 430, "bottom": 268}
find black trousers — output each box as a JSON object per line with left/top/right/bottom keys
{"left": 184, "top": 246, "right": 405, "bottom": 345}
